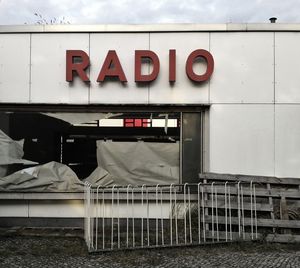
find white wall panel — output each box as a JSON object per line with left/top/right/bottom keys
{"left": 89, "top": 33, "right": 149, "bottom": 104}
{"left": 209, "top": 104, "right": 274, "bottom": 176}
{"left": 275, "top": 33, "right": 300, "bottom": 103}
{"left": 275, "top": 105, "right": 300, "bottom": 177}
{"left": 31, "top": 34, "right": 89, "bottom": 103}
{"left": 149, "top": 33, "right": 209, "bottom": 104}
{"left": 0, "top": 201, "right": 28, "bottom": 217}
{"left": 29, "top": 200, "right": 84, "bottom": 218}
{"left": 0, "top": 34, "right": 30, "bottom": 102}
{"left": 210, "top": 33, "right": 274, "bottom": 103}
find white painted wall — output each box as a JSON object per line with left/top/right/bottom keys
{"left": 0, "top": 200, "right": 84, "bottom": 218}
{"left": 149, "top": 33, "right": 209, "bottom": 104}
{"left": 275, "top": 105, "right": 300, "bottom": 177}
{"left": 0, "top": 34, "right": 30, "bottom": 102}
{"left": 0, "top": 32, "right": 211, "bottom": 104}
{"left": 209, "top": 104, "right": 275, "bottom": 176}
{"left": 0, "top": 30, "right": 300, "bottom": 178}
{"left": 275, "top": 33, "right": 300, "bottom": 103}
{"left": 31, "top": 34, "right": 89, "bottom": 104}
{"left": 89, "top": 33, "right": 149, "bottom": 104}
{"left": 209, "top": 32, "right": 274, "bottom": 104}
{"left": 0, "top": 200, "right": 175, "bottom": 218}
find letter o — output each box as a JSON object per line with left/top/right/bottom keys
{"left": 185, "top": 49, "right": 214, "bottom": 82}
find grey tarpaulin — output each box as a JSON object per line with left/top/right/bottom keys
{"left": 0, "top": 161, "right": 84, "bottom": 192}
{"left": 0, "top": 129, "right": 36, "bottom": 165}
{"left": 83, "top": 166, "right": 115, "bottom": 186}
{"left": 87, "top": 141, "right": 179, "bottom": 186}
{"left": 0, "top": 129, "right": 37, "bottom": 177}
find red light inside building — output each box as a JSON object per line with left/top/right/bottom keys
{"left": 124, "top": 118, "right": 151, "bottom": 127}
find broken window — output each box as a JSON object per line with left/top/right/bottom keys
{"left": 0, "top": 110, "right": 206, "bottom": 192}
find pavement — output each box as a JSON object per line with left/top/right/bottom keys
{"left": 0, "top": 229, "right": 300, "bottom": 268}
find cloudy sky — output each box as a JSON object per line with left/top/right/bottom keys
{"left": 0, "top": 0, "right": 298, "bottom": 25}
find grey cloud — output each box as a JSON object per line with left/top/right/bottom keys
{"left": 0, "top": 0, "right": 299, "bottom": 25}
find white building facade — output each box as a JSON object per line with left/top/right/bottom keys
{"left": 0, "top": 24, "right": 299, "bottom": 178}
{"left": 0, "top": 23, "right": 299, "bottom": 223}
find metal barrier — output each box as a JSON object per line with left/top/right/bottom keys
{"left": 84, "top": 182, "right": 257, "bottom": 252}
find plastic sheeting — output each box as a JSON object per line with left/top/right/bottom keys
{"left": 0, "top": 129, "right": 37, "bottom": 178}
{"left": 0, "top": 161, "right": 84, "bottom": 192}
{"left": 87, "top": 141, "right": 179, "bottom": 186}
{"left": 0, "top": 130, "right": 36, "bottom": 165}
{"left": 83, "top": 166, "right": 115, "bottom": 186}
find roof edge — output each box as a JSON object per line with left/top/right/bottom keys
{"left": 1, "top": 23, "right": 300, "bottom": 33}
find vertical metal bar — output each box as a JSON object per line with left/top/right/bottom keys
{"left": 90, "top": 184, "right": 93, "bottom": 250}
{"left": 225, "top": 182, "right": 228, "bottom": 242}
{"left": 146, "top": 187, "right": 150, "bottom": 246}
{"left": 161, "top": 188, "right": 164, "bottom": 245}
{"left": 93, "top": 188, "right": 96, "bottom": 249}
{"left": 174, "top": 186, "right": 178, "bottom": 245}
{"left": 84, "top": 183, "right": 87, "bottom": 247}
{"left": 85, "top": 184, "right": 89, "bottom": 249}
{"left": 95, "top": 188, "right": 98, "bottom": 250}
{"left": 117, "top": 188, "right": 120, "bottom": 249}
{"left": 180, "top": 112, "right": 183, "bottom": 183}
{"left": 197, "top": 183, "right": 201, "bottom": 244}
{"left": 184, "top": 183, "right": 187, "bottom": 245}
{"left": 90, "top": 188, "right": 94, "bottom": 250}
{"left": 211, "top": 182, "right": 215, "bottom": 242}
{"left": 132, "top": 187, "right": 135, "bottom": 248}
{"left": 102, "top": 188, "right": 105, "bottom": 250}
{"left": 84, "top": 183, "right": 86, "bottom": 246}
{"left": 94, "top": 188, "right": 97, "bottom": 248}
{"left": 84, "top": 183, "right": 89, "bottom": 250}
{"left": 111, "top": 185, "right": 116, "bottom": 250}
{"left": 237, "top": 182, "right": 241, "bottom": 238}
{"left": 88, "top": 185, "right": 93, "bottom": 249}
{"left": 228, "top": 185, "right": 232, "bottom": 241}
{"left": 156, "top": 184, "right": 159, "bottom": 247}
{"left": 90, "top": 186, "right": 94, "bottom": 248}
{"left": 201, "top": 184, "right": 206, "bottom": 242}
{"left": 94, "top": 188, "right": 97, "bottom": 249}
{"left": 215, "top": 186, "right": 219, "bottom": 242}
{"left": 241, "top": 185, "right": 245, "bottom": 240}
{"left": 141, "top": 185, "right": 145, "bottom": 248}
{"left": 250, "top": 181, "right": 253, "bottom": 240}
{"left": 86, "top": 186, "right": 91, "bottom": 249}
{"left": 126, "top": 185, "right": 131, "bottom": 248}
{"left": 96, "top": 185, "right": 101, "bottom": 250}
{"left": 170, "top": 184, "right": 173, "bottom": 246}
{"left": 254, "top": 185, "right": 258, "bottom": 239}
{"left": 188, "top": 186, "right": 192, "bottom": 244}
{"left": 60, "top": 135, "right": 63, "bottom": 163}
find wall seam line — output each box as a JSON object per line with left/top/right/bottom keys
{"left": 273, "top": 32, "right": 276, "bottom": 177}
{"left": 208, "top": 32, "right": 211, "bottom": 104}
{"left": 88, "top": 33, "right": 91, "bottom": 104}
{"left": 148, "top": 32, "right": 150, "bottom": 104}
{"left": 29, "top": 33, "right": 32, "bottom": 103}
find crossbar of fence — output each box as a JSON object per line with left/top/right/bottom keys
{"left": 84, "top": 182, "right": 257, "bottom": 252}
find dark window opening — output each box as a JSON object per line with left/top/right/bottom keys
{"left": 0, "top": 109, "right": 205, "bottom": 191}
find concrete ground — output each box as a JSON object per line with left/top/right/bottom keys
{"left": 0, "top": 229, "right": 300, "bottom": 268}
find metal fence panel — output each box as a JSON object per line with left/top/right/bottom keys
{"left": 84, "top": 182, "right": 257, "bottom": 252}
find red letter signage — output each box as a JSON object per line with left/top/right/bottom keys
{"left": 66, "top": 49, "right": 214, "bottom": 84}
{"left": 169, "top": 49, "right": 176, "bottom": 82}
{"left": 66, "top": 50, "right": 90, "bottom": 82}
{"left": 185, "top": 49, "right": 214, "bottom": 82}
{"left": 135, "top": 50, "right": 160, "bottom": 82}
{"left": 97, "top": 50, "right": 127, "bottom": 82}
